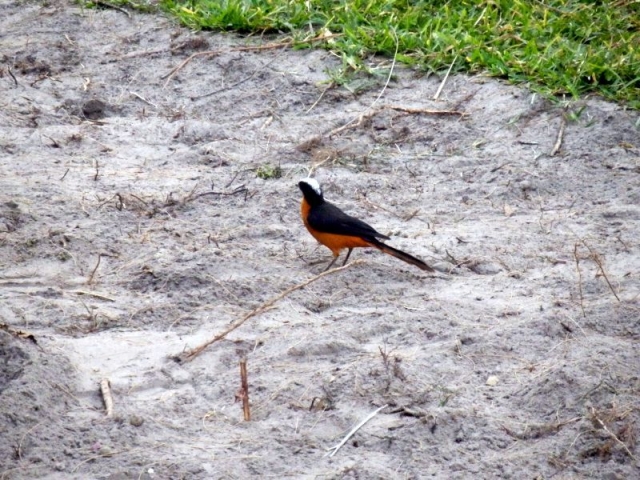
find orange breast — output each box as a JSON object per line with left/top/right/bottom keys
{"left": 301, "top": 198, "right": 373, "bottom": 255}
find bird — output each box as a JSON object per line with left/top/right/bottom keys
{"left": 298, "top": 178, "right": 433, "bottom": 272}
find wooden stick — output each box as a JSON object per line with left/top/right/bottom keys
{"left": 387, "top": 105, "right": 466, "bottom": 116}
{"left": 7, "top": 66, "right": 18, "bottom": 87}
{"left": 329, "top": 104, "right": 466, "bottom": 137}
{"left": 306, "top": 82, "right": 333, "bottom": 114}
{"left": 328, "top": 110, "right": 377, "bottom": 137}
{"left": 590, "top": 407, "right": 638, "bottom": 461}
{"left": 173, "top": 260, "right": 363, "bottom": 362}
{"left": 240, "top": 358, "right": 250, "bottom": 421}
{"left": 581, "top": 240, "right": 620, "bottom": 302}
{"left": 130, "top": 91, "right": 157, "bottom": 108}
{"left": 94, "top": 0, "right": 130, "bottom": 17}
{"left": 550, "top": 117, "right": 566, "bottom": 156}
{"left": 573, "top": 242, "right": 586, "bottom": 318}
{"left": 433, "top": 55, "right": 458, "bottom": 100}
{"left": 100, "top": 378, "right": 114, "bottom": 417}
{"left": 71, "top": 290, "right": 116, "bottom": 302}
{"left": 326, "top": 404, "right": 388, "bottom": 457}
{"left": 87, "top": 254, "right": 102, "bottom": 285}
{"left": 369, "top": 28, "right": 399, "bottom": 109}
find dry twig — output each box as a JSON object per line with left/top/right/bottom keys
{"left": 574, "top": 239, "right": 620, "bottom": 309}
{"left": 573, "top": 242, "right": 586, "bottom": 317}
{"left": 7, "top": 67, "right": 18, "bottom": 87}
{"left": 306, "top": 82, "right": 334, "bottom": 114}
{"left": 181, "top": 185, "right": 248, "bottom": 205}
{"left": 550, "top": 117, "right": 566, "bottom": 156}
{"left": 433, "top": 55, "right": 458, "bottom": 100}
{"left": 329, "top": 104, "right": 466, "bottom": 137}
{"left": 173, "top": 260, "right": 363, "bottom": 362}
{"left": 100, "top": 378, "right": 114, "bottom": 417}
{"left": 87, "top": 254, "right": 103, "bottom": 285}
{"left": 387, "top": 105, "right": 467, "bottom": 116}
{"left": 17, "top": 421, "right": 45, "bottom": 460}
{"left": 329, "top": 109, "right": 378, "bottom": 137}
{"left": 71, "top": 290, "right": 116, "bottom": 302}
{"left": 581, "top": 240, "right": 620, "bottom": 302}
{"left": 94, "top": 0, "right": 130, "bottom": 17}
{"left": 238, "top": 358, "right": 251, "bottom": 421}
{"left": 590, "top": 407, "right": 637, "bottom": 461}
{"left": 326, "top": 404, "right": 388, "bottom": 457}
{"left": 118, "top": 47, "right": 167, "bottom": 60}
{"left": 130, "top": 91, "right": 157, "bottom": 108}
{"left": 371, "top": 29, "right": 399, "bottom": 107}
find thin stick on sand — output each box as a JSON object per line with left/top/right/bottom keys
{"left": 325, "top": 404, "right": 388, "bottom": 457}
{"left": 590, "top": 407, "right": 638, "bottom": 461}
{"left": 87, "top": 254, "right": 102, "bottom": 285}
{"left": 100, "top": 378, "right": 114, "bottom": 417}
{"left": 550, "top": 117, "right": 566, "bottom": 156}
{"left": 239, "top": 358, "right": 250, "bottom": 421}
{"left": 580, "top": 240, "right": 620, "bottom": 302}
{"left": 573, "top": 242, "right": 586, "bottom": 317}
{"left": 173, "top": 260, "right": 363, "bottom": 363}
{"left": 433, "top": 55, "right": 458, "bottom": 100}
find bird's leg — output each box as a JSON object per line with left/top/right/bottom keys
{"left": 342, "top": 248, "right": 353, "bottom": 266}
{"left": 324, "top": 254, "right": 339, "bottom": 272}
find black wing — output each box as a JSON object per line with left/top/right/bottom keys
{"left": 307, "top": 201, "right": 390, "bottom": 241}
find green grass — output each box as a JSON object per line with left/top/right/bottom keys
{"left": 99, "top": 0, "right": 639, "bottom": 108}
{"left": 256, "top": 163, "right": 283, "bottom": 179}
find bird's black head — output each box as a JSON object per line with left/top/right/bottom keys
{"left": 298, "top": 178, "right": 324, "bottom": 207}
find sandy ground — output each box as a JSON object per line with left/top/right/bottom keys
{"left": 1, "top": 2, "right": 639, "bottom": 479}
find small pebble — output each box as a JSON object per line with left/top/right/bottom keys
{"left": 130, "top": 415, "right": 144, "bottom": 427}
{"left": 486, "top": 375, "right": 500, "bottom": 386}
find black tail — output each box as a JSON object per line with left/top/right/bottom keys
{"left": 370, "top": 239, "right": 433, "bottom": 272}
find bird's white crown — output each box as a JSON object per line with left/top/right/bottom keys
{"left": 301, "top": 178, "right": 322, "bottom": 196}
